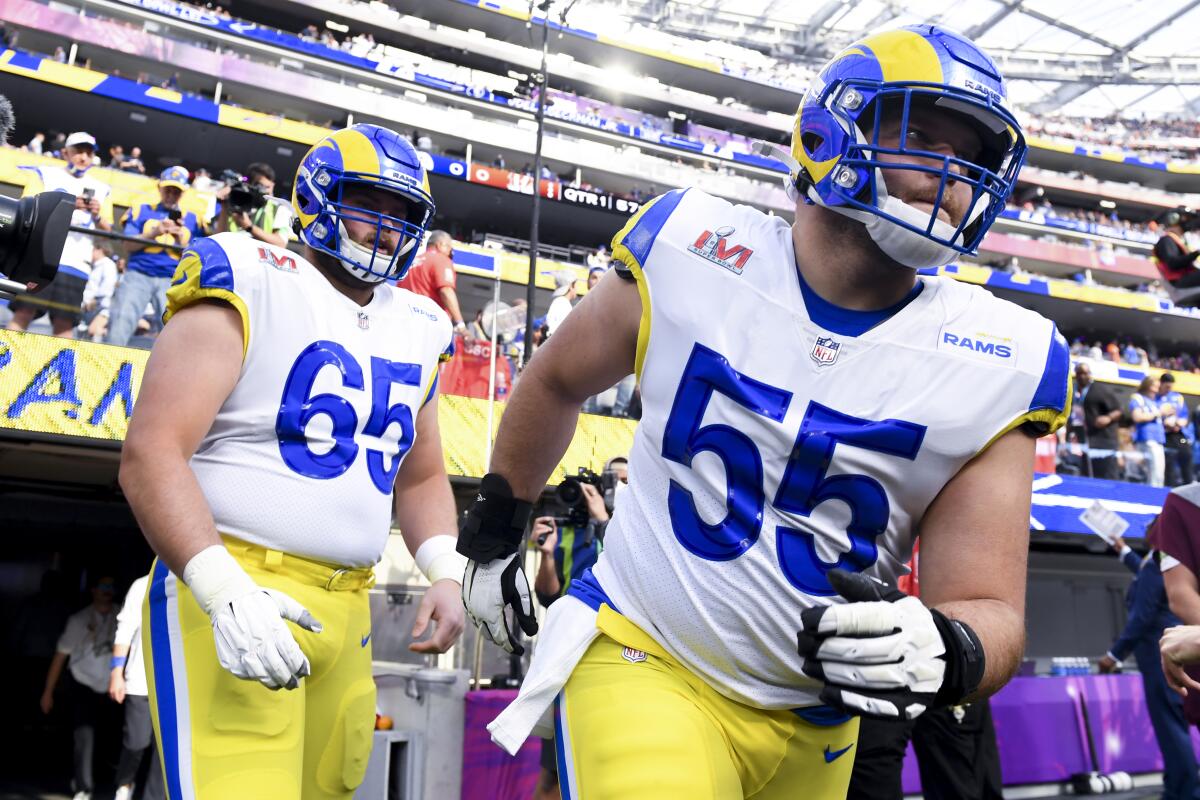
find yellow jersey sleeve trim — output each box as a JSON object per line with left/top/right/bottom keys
{"left": 420, "top": 364, "right": 440, "bottom": 408}
{"left": 973, "top": 376, "right": 1073, "bottom": 460}
{"left": 609, "top": 190, "right": 686, "bottom": 381}
{"left": 613, "top": 253, "right": 652, "bottom": 381}
{"left": 164, "top": 251, "right": 250, "bottom": 362}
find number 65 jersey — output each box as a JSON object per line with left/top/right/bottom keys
{"left": 164, "top": 233, "right": 453, "bottom": 568}
{"left": 593, "top": 188, "right": 1070, "bottom": 710}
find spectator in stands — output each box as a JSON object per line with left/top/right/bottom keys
{"left": 1160, "top": 373, "right": 1195, "bottom": 488}
{"left": 6, "top": 131, "right": 112, "bottom": 338}
{"left": 53, "top": 46, "right": 66, "bottom": 63}
{"left": 109, "top": 573, "right": 162, "bottom": 800}
{"left": 1152, "top": 212, "right": 1200, "bottom": 290}
{"left": 469, "top": 308, "right": 488, "bottom": 341}
{"left": 587, "top": 266, "right": 605, "bottom": 292}
{"left": 587, "top": 245, "right": 610, "bottom": 271}
{"left": 190, "top": 167, "right": 221, "bottom": 194}
{"left": 40, "top": 573, "right": 119, "bottom": 800}
{"left": 118, "top": 146, "right": 145, "bottom": 175}
{"left": 26, "top": 132, "right": 44, "bottom": 155}
{"left": 213, "top": 162, "right": 290, "bottom": 247}
{"left": 1074, "top": 363, "right": 1122, "bottom": 480}
{"left": 1096, "top": 522, "right": 1199, "bottom": 800}
{"left": 411, "top": 130, "right": 433, "bottom": 152}
{"left": 107, "top": 144, "right": 124, "bottom": 169}
{"left": 1131, "top": 375, "right": 1167, "bottom": 487}
{"left": 546, "top": 271, "right": 577, "bottom": 335}
{"left": 397, "top": 230, "right": 470, "bottom": 338}
{"left": 105, "top": 166, "right": 205, "bottom": 347}
{"left": 82, "top": 244, "right": 119, "bottom": 340}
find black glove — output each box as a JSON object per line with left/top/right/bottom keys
{"left": 796, "top": 569, "right": 985, "bottom": 721}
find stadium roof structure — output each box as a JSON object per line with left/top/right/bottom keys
{"left": 577, "top": 0, "right": 1200, "bottom": 119}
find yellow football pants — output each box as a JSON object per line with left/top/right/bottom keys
{"left": 555, "top": 605, "right": 859, "bottom": 799}
{"left": 142, "top": 538, "right": 376, "bottom": 800}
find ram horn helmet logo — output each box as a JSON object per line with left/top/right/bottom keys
{"left": 687, "top": 225, "right": 754, "bottom": 274}
{"left": 810, "top": 336, "right": 841, "bottom": 366}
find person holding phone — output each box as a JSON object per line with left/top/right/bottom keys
{"left": 6, "top": 131, "right": 113, "bottom": 337}
{"left": 105, "top": 166, "right": 206, "bottom": 347}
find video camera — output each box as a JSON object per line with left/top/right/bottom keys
{"left": 220, "top": 169, "right": 268, "bottom": 215}
{"left": 552, "top": 467, "right": 605, "bottom": 528}
{"left": 0, "top": 95, "right": 74, "bottom": 300}
{"left": 1161, "top": 208, "right": 1200, "bottom": 233}
{"left": 539, "top": 466, "right": 623, "bottom": 536}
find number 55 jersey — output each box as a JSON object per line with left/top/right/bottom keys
{"left": 164, "top": 233, "right": 453, "bottom": 568}
{"left": 593, "top": 188, "right": 1070, "bottom": 710}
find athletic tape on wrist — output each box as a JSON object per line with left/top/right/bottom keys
{"left": 182, "top": 545, "right": 256, "bottom": 617}
{"left": 415, "top": 535, "right": 468, "bottom": 584}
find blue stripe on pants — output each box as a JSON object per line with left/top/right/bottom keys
{"left": 149, "top": 560, "right": 184, "bottom": 800}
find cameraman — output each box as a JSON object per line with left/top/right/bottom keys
{"left": 213, "top": 162, "right": 290, "bottom": 246}
{"left": 531, "top": 483, "right": 609, "bottom": 607}
{"left": 1153, "top": 211, "right": 1200, "bottom": 289}
{"left": 105, "top": 167, "right": 205, "bottom": 347}
{"left": 530, "top": 457, "right": 627, "bottom": 800}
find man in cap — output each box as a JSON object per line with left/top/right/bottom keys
{"left": 105, "top": 166, "right": 206, "bottom": 347}
{"left": 6, "top": 132, "right": 113, "bottom": 337}
{"left": 545, "top": 270, "right": 577, "bottom": 336}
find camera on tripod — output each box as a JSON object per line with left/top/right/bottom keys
{"left": 220, "top": 169, "right": 268, "bottom": 215}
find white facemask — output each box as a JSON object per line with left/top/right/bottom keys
{"left": 335, "top": 222, "right": 417, "bottom": 284}
{"left": 754, "top": 141, "right": 986, "bottom": 270}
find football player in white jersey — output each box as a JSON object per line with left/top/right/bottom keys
{"left": 459, "top": 25, "right": 1070, "bottom": 799}
{"left": 120, "top": 124, "right": 466, "bottom": 800}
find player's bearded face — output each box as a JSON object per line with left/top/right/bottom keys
{"left": 340, "top": 186, "right": 414, "bottom": 255}
{"left": 872, "top": 104, "right": 983, "bottom": 229}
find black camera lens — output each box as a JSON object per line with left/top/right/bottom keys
{"left": 0, "top": 191, "right": 74, "bottom": 290}
{"left": 556, "top": 478, "right": 583, "bottom": 507}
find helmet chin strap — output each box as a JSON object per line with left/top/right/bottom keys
{"left": 753, "top": 141, "right": 984, "bottom": 270}
{"left": 336, "top": 222, "right": 416, "bottom": 283}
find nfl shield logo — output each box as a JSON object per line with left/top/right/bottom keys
{"left": 810, "top": 336, "right": 840, "bottom": 366}
{"left": 357, "top": 312, "right": 370, "bottom": 330}
{"left": 621, "top": 647, "right": 647, "bottom": 664}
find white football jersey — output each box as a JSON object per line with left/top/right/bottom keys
{"left": 591, "top": 189, "right": 1070, "bottom": 710}
{"left": 165, "top": 233, "right": 453, "bottom": 567}
{"left": 22, "top": 165, "right": 113, "bottom": 278}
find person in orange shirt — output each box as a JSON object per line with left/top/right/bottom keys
{"left": 398, "top": 230, "right": 468, "bottom": 337}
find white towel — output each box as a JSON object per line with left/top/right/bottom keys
{"left": 487, "top": 594, "right": 601, "bottom": 755}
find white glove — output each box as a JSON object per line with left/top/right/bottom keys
{"left": 462, "top": 554, "right": 537, "bottom": 655}
{"left": 797, "top": 569, "right": 948, "bottom": 721}
{"left": 184, "top": 546, "right": 322, "bottom": 690}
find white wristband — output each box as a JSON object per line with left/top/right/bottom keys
{"left": 182, "top": 545, "right": 255, "bottom": 617}
{"left": 414, "top": 535, "right": 468, "bottom": 585}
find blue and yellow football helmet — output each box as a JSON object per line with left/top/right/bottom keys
{"left": 788, "top": 25, "right": 1026, "bottom": 268}
{"left": 293, "top": 124, "right": 435, "bottom": 283}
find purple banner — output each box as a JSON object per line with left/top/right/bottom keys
{"left": 467, "top": 676, "right": 1194, "bottom": 797}
{"left": 462, "top": 690, "right": 538, "bottom": 800}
